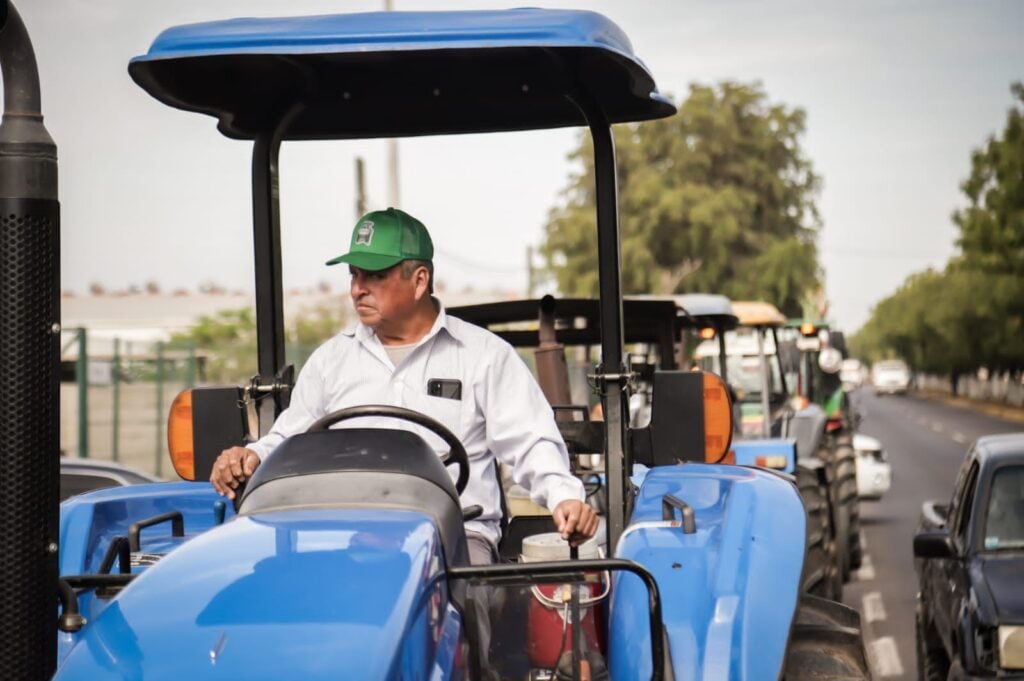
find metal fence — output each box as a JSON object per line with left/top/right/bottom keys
{"left": 60, "top": 329, "right": 201, "bottom": 478}
{"left": 60, "top": 328, "right": 320, "bottom": 479}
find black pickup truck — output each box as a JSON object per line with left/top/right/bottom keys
{"left": 914, "top": 433, "right": 1024, "bottom": 679}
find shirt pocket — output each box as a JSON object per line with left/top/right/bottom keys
{"left": 403, "top": 390, "right": 464, "bottom": 452}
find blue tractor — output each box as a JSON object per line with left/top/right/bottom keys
{"left": 41, "top": 8, "right": 871, "bottom": 679}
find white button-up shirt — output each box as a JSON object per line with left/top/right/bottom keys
{"left": 248, "top": 302, "right": 584, "bottom": 544}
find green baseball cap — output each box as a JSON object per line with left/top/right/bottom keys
{"left": 326, "top": 208, "right": 434, "bottom": 271}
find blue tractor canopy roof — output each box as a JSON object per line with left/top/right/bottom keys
{"left": 129, "top": 8, "right": 676, "bottom": 140}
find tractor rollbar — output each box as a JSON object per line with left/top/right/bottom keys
{"left": 250, "top": 99, "right": 305, "bottom": 433}
{"left": 448, "top": 558, "right": 666, "bottom": 680}
{"left": 566, "top": 93, "right": 630, "bottom": 551}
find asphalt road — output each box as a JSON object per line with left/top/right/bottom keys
{"left": 842, "top": 389, "right": 1022, "bottom": 679}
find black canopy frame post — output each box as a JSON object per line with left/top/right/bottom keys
{"left": 250, "top": 101, "right": 304, "bottom": 431}
{"left": 570, "top": 94, "right": 630, "bottom": 550}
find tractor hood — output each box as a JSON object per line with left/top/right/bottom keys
{"left": 56, "top": 509, "right": 453, "bottom": 680}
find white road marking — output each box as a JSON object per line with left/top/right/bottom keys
{"left": 862, "top": 591, "right": 887, "bottom": 623}
{"left": 868, "top": 636, "right": 905, "bottom": 677}
{"left": 931, "top": 421, "right": 944, "bottom": 433}
{"left": 854, "top": 553, "right": 875, "bottom": 582}
{"left": 953, "top": 431, "right": 967, "bottom": 444}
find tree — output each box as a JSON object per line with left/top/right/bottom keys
{"left": 541, "top": 81, "right": 822, "bottom": 315}
{"left": 953, "top": 82, "right": 1024, "bottom": 278}
{"left": 171, "top": 303, "right": 348, "bottom": 383}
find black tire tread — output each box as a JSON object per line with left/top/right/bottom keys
{"left": 796, "top": 463, "right": 841, "bottom": 601}
{"left": 783, "top": 594, "right": 871, "bottom": 680}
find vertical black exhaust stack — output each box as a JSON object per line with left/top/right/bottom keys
{"left": 0, "top": 1, "right": 60, "bottom": 678}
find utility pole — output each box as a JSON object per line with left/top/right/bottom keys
{"left": 354, "top": 156, "right": 367, "bottom": 218}
{"left": 526, "top": 246, "right": 535, "bottom": 297}
{"left": 384, "top": 0, "right": 400, "bottom": 207}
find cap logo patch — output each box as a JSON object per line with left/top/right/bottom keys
{"left": 355, "top": 221, "right": 374, "bottom": 246}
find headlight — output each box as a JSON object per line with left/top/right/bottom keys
{"left": 999, "top": 625, "right": 1024, "bottom": 669}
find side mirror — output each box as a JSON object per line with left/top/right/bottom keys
{"left": 167, "top": 387, "right": 251, "bottom": 481}
{"left": 913, "top": 530, "right": 953, "bottom": 559}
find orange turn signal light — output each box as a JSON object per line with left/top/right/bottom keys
{"left": 755, "top": 455, "right": 788, "bottom": 469}
{"left": 167, "top": 389, "right": 197, "bottom": 481}
{"left": 702, "top": 372, "right": 734, "bottom": 463}
{"left": 800, "top": 322, "right": 817, "bottom": 337}
{"left": 699, "top": 327, "right": 716, "bottom": 340}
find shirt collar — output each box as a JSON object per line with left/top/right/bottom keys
{"left": 342, "top": 298, "right": 462, "bottom": 347}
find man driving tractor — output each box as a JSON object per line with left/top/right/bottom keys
{"left": 210, "top": 207, "right": 599, "bottom": 564}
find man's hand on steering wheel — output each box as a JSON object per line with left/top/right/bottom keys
{"left": 552, "top": 499, "right": 599, "bottom": 546}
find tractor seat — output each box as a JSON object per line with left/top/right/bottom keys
{"left": 237, "top": 428, "right": 468, "bottom": 567}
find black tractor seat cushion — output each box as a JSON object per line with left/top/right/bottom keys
{"left": 237, "top": 428, "right": 468, "bottom": 567}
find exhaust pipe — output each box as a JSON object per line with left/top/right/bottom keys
{"left": 0, "top": 1, "right": 60, "bottom": 678}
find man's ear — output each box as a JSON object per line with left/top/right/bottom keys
{"left": 413, "top": 265, "right": 430, "bottom": 300}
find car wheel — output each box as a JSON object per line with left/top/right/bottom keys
{"left": 915, "top": 606, "right": 948, "bottom": 681}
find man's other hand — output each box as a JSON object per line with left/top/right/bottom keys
{"left": 552, "top": 499, "right": 599, "bottom": 546}
{"left": 210, "top": 446, "right": 261, "bottom": 500}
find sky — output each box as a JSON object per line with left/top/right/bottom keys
{"left": 18, "top": 0, "right": 1024, "bottom": 332}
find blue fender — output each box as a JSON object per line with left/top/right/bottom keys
{"left": 609, "top": 464, "right": 805, "bottom": 680}
{"left": 56, "top": 508, "right": 463, "bottom": 681}
{"left": 60, "top": 482, "right": 233, "bottom": 576}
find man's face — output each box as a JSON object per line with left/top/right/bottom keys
{"left": 349, "top": 264, "right": 417, "bottom": 328}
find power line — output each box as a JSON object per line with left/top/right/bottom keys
{"left": 433, "top": 246, "right": 526, "bottom": 275}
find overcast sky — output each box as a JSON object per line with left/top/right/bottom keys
{"left": 19, "top": 0, "right": 1024, "bottom": 331}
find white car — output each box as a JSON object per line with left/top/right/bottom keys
{"left": 840, "top": 358, "right": 866, "bottom": 390}
{"left": 871, "top": 359, "right": 910, "bottom": 395}
{"left": 854, "top": 434, "right": 892, "bottom": 500}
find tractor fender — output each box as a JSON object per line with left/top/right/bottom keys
{"left": 609, "top": 464, "right": 805, "bottom": 680}
{"left": 786, "top": 405, "right": 827, "bottom": 461}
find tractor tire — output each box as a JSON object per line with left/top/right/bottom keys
{"left": 833, "top": 432, "right": 864, "bottom": 572}
{"left": 782, "top": 594, "right": 871, "bottom": 680}
{"left": 816, "top": 443, "right": 852, "bottom": 584}
{"left": 915, "top": 606, "right": 948, "bottom": 681}
{"left": 796, "top": 463, "right": 841, "bottom": 601}
{"left": 833, "top": 443, "right": 859, "bottom": 581}
{"left": 848, "top": 504, "right": 863, "bottom": 571}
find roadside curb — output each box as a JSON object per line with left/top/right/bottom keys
{"left": 911, "top": 388, "right": 1024, "bottom": 425}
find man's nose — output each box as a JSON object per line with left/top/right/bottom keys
{"left": 351, "top": 273, "right": 369, "bottom": 297}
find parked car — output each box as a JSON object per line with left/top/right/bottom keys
{"left": 60, "top": 458, "right": 161, "bottom": 501}
{"left": 853, "top": 434, "right": 891, "bottom": 500}
{"left": 872, "top": 359, "right": 910, "bottom": 395}
{"left": 841, "top": 358, "right": 867, "bottom": 391}
{"left": 914, "top": 433, "right": 1024, "bottom": 679}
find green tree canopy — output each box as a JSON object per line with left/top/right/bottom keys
{"left": 540, "top": 81, "right": 822, "bottom": 315}
{"left": 171, "top": 302, "right": 347, "bottom": 383}
{"left": 953, "top": 82, "right": 1024, "bottom": 278}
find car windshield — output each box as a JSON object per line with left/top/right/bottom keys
{"left": 983, "top": 465, "right": 1024, "bottom": 551}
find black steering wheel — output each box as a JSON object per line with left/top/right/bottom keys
{"left": 306, "top": 404, "right": 470, "bottom": 495}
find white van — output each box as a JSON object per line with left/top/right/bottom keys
{"left": 871, "top": 359, "right": 910, "bottom": 395}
